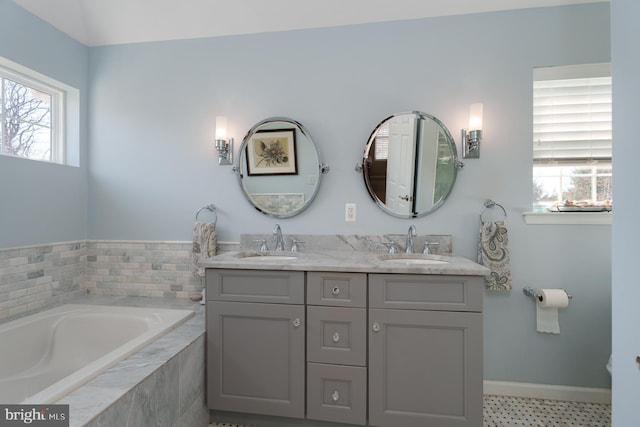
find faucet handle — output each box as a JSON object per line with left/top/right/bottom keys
{"left": 253, "top": 239, "right": 269, "bottom": 253}
{"left": 382, "top": 242, "right": 399, "bottom": 254}
{"left": 290, "top": 240, "right": 305, "bottom": 253}
{"left": 422, "top": 242, "right": 440, "bottom": 255}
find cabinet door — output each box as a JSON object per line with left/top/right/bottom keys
{"left": 207, "top": 301, "right": 305, "bottom": 418}
{"left": 369, "top": 309, "right": 482, "bottom": 427}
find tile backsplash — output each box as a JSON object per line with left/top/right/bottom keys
{"left": 84, "top": 241, "right": 201, "bottom": 298}
{"left": 1, "top": 234, "right": 452, "bottom": 321}
{"left": 0, "top": 241, "right": 86, "bottom": 320}
{"left": 0, "top": 240, "right": 202, "bottom": 321}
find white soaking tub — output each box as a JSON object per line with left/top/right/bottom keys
{"left": 0, "top": 304, "right": 194, "bottom": 404}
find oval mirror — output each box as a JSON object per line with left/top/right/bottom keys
{"left": 361, "top": 111, "right": 460, "bottom": 218}
{"left": 236, "top": 117, "right": 329, "bottom": 218}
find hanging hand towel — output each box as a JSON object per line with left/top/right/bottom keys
{"left": 478, "top": 220, "right": 512, "bottom": 291}
{"left": 192, "top": 222, "right": 217, "bottom": 277}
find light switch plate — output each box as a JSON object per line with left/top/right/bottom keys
{"left": 345, "top": 203, "right": 356, "bottom": 222}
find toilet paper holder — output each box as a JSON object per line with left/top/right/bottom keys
{"left": 523, "top": 287, "right": 573, "bottom": 302}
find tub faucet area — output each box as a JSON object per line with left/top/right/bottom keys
{"left": 405, "top": 225, "right": 417, "bottom": 253}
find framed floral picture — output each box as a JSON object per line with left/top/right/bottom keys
{"left": 246, "top": 129, "right": 297, "bottom": 175}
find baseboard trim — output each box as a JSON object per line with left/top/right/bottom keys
{"left": 484, "top": 380, "right": 611, "bottom": 404}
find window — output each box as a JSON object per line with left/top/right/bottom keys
{"left": 532, "top": 63, "right": 612, "bottom": 212}
{"left": 0, "top": 56, "right": 79, "bottom": 166}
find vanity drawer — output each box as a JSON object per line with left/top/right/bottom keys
{"left": 307, "top": 363, "right": 367, "bottom": 426}
{"left": 206, "top": 269, "right": 304, "bottom": 304}
{"left": 306, "top": 272, "right": 366, "bottom": 307}
{"left": 369, "top": 274, "right": 483, "bottom": 312}
{"left": 307, "top": 306, "right": 366, "bottom": 366}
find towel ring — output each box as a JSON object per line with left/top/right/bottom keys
{"left": 480, "top": 199, "right": 507, "bottom": 222}
{"left": 195, "top": 204, "right": 217, "bottom": 224}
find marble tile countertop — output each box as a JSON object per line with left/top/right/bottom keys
{"left": 202, "top": 234, "right": 490, "bottom": 276}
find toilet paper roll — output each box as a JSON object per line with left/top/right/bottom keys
{"left": 536, "top": 289, "right": 569, "bottom": 334}
{"left": 538, "top": 289, "right": 570, "bottom": 308}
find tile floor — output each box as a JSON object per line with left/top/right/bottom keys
{"left": 483, "top": 395, "right": 611, "bottom": 426}
{"left": 210, "top": 395, "right": 612, "bottom": 427}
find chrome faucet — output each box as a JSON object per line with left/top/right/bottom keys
{"left": 273, "top": 224, "right": 285, "bottom": 251}
{"left": 405, "top": 225, "right": 417, "bottom": 254}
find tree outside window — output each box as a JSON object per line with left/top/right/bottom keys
{"left": 1, "top": 77, "right": 54, "bottom": 162}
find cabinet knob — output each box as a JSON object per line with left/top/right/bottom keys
{"left": 331, "top": 390, "right": 340, "bottom": 402}
{"left": 372, "top": 322, "right": 381, "bottom": 332}
{"left": 293, "top": 318, "right": 301, "bottom": 327}
{"left": 332, "top": 332, "right": 340, "bottom": 343}
{"left": 332, "top": 286, "right": 341, "bottom": 296}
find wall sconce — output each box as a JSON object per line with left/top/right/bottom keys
{"left": 461, "top": 103, "right": 483, "bottom": 159}
{"left": 214, "top": 116, "right": 233, "bottom": 165}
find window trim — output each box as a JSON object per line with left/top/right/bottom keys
{"left": 0, "top": 56, "right": 79, "bottom": 167}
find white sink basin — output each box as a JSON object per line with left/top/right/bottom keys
{"left": 381, "top": 256, "right": 449, "bottom": 265}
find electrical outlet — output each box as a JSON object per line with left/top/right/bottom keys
{"left": 345, "top": 203, "right": 356, "bottom": 222}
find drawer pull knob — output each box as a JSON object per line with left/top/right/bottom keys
{"left": 332, "top": 390, "right": 340, "bottom": 402}
{"left": 332, "top": 332, "right": 340, "bottom": 343}
{"left": 372, "top": 322, "right": 381, "bottom": 332}
{"left": 332, "top": 286, "right": 341, "bottom": 295}
{"left": 293, "top": 318, "right": 301, "bottom": 327}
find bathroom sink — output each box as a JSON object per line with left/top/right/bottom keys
{"left": 380, "top": 255, "right": 449, "bottom": 265}
{"left": 236, "top": 253, "right": 298, "bottom": 261}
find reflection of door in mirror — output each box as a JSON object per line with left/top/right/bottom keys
{"left": 414, "top": 118, "right": 439, "bottom": 213}
{"left": 386, "top": 115, "right": 417, "bottom": 215}
{"left": 361, "top": 111, "right": 459, "bottom": 218}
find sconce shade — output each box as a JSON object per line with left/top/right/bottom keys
{"left": 462, "top": 103, "right": 483, "bottom": 159}
{"left": 215, "top": 116, "right": 227, "bottom": 140}
{"left": 469, "top": 103, "right": 483, "bottom": 131}
{"left": 214, "top": 115, "right": 233, "bottom": 165}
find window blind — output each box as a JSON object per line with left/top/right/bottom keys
{"left": 533, "top": 63, "right": 611, "bottom": 164}
{"left": 374, "top": 123, "right": 389, "bottom": 160}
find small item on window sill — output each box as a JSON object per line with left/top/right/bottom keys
{"left": 551, "top": 200, "right": 612, "bottom": 212}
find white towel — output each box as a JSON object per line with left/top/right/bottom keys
{"left": 478, "top": 220, "right": 512, "bottom": 291}
{"left": 192, "top": 222, "right": 217, "bottom": 277}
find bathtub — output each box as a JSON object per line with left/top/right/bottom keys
{"left": 0, "top": 304, "right": 194, "bottom": 404}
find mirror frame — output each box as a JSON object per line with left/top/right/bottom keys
{"left": 360, "top": 111, "right": 461, "bottom": 218}
{"left": 235, "top": 116, "right": 328, "bottom": 218}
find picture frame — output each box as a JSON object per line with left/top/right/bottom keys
{"left": 246, "top": 129, "right": 297, "bottom": 176}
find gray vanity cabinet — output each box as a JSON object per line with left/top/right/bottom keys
{"left": 206, "top": 268, "right": 484, "bottom": 427}
{"left": 368, "top": 274, "right": 483, "bottom": 427}
{"left": 206, "top": 269, "right": 305, "bottom": 418}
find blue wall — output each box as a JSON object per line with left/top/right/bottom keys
{"left": 611, "top": 0, "right": 640, "bottom": 423}
{"left": 0, "top": 0, "right": 89, "bottom": 247}
{"left": 2, "top": 1, "right": 612, "bottom": 390}
{"left": 87, "top": 3, "right": 612, "bottom": 389}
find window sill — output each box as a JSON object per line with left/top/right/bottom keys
{"left": 523, "top": 212, "right": 611, "bottom": 225}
